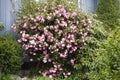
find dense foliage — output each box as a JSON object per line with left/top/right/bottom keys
{"left": 105, "top": 27, "right": 120, "bottom": 80}
{"left": 96, "top": 0, "right": 120, "bottom": 29}
{"left": 0, "top": 34, "right": 23, "bottom": 74}
{"left": 13, "top": 0, "right": 92, "bottom": 78}
{"left": 0, "top": 22, "right": 4, "bottom": 31}
{"left": 11, "top": 0, "right": 120, "bottom": 79}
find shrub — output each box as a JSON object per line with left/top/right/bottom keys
{"left": 82, "top": 22, "right": 120, "bottom": 80}
{"left": 104, "top": 27, "right": 120, "bottom": 80}
{"left": 0, "top": 34, "right": 23, "bottom": 74}
{"left": 13, "top": 0, "right": 92, "bottom": 78}
{"left": 0, "top": 22, "right": 4, "bottom": 31}
{"left": 96, "top": 0, "right": 120, "bottom": 29}
{"left": 72, "top": 17, "right": 108, "bottom": 80}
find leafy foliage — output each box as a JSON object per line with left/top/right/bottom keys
{"left": 0, "top": 34, "right": 23, "bottom": 74}
{"left": 72, "top": 18, "right": 108, "bottom": 80}
{"left": 0, "top": 22, "right": 4, "bottom": 31}
{"left": 104, "top": 27, "right": 120, "bottom": 80}
{"left": 96, "top": 0, "right": 120, "bottom": 29}
{"left": 12, "top": 0, "right": 120, "bottom": 79}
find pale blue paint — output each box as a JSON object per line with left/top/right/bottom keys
{"left": 0, "top": 0, "right": 21, "bottom": 34}
{"left": 78, "top": 0, "right": 99, "bottom": 13}
{"left": 0, "top": 0, "right": 99, "bottom": 32}
{"left": 0, "top": 0, "right": 12, "bottom": 33}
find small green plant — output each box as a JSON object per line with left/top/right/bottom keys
{"left": 0, "top": 34, "right": 23, "bottom": 74}
{"left": 0, "top": 73, "right": 21, "bottom": 80}
{"left": 0, "top": 22, "right": 4, "bottom": 31}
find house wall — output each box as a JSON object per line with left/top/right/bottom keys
{"left": 0, "top": 0, "right": 99, "bottom": 33}
{"left": 0, "top": 0, "right": 21, "bottom": 33}
{"left": 78, "top": 0, "right": 99, "bottom": 13}
{"left": 0, "top": 0, "right": 13, "bottom": 33}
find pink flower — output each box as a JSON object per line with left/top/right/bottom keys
{"left": 54, "top": 26, "right": 59, "bottom": 32}
{"left": 67, "top": 72, "right": 71, "bottom": 76}
{"left": 58, "top": 30, "right": 63, "bottom": 36}
{"left": 35, "top": 47, "right": 38, "bottom": 50}
{"left": 44, "top": 28, "right": 48, "bottom": 35}
{"left": 72, "top": 46, "right": 77, "bottom": 51}
{"left": 36, "top": 16, "right": 45, "bottom": 22}
{"left": 21, "top": 38, "right": 27, "bottom": 42}
{"left": 71, "top": 12, "right": 77, "bottom": 17}
{"left": 30, "top": 58, "right": 33, "bottom": 61}
{"left": 59, "top": 21, "right": 67, "bottom": 27}
{"left": 63, "top": 13, "right": 69, "bottom": 19}
{"left": 43, "top": 57, "right": 47, "bottom": 63}
{"left": 18, "top": 39, "right": 21, "bottom": 43}
{"left": 49, "top": 26, "right": 54, "bottom": 30}
{"left": 53, "top": 74, "right": 57, "bottom": 78}
{"left": 71, "top": 29, "right": 77, "bottom": 33}
{"left": 84, "top": 31, "right": 88, "bottom": 37}
{"left": 38, "top": 35, "right": 45, "bottom": 43}
{"left": 23, "top": 23, "right": 27, "bottom": 28}
{"left": 29, "top": 40, "right": 35, "bottom": 45}
{"left": 30, "top": 26, "right": 36, "bottom": 30}
{"left": 49, "top": 75, "right": 53, "bottom": 78}
{"left": 47, "top": 16, "right": 51, "bottom": 20}
{"left": 63, "top": 73, "right": 68, "bottom": 78}
{"left": 76, "top": 21, "right": 79, "bottom": 25}
{"left": 87, "top": 19, "right": 92, "bottom": 24}
{"left": 43, "top": 50, "right": 47, "bottom": 55}
{"left": 67, "top": 44, "right": 71, "bottom": 49}
{"left": 60, "top": 53, "right": 67, "bottom": 58}
{"left": 48, "top": 59, "right": 52, "bottom": 62}
{"left": 70, "top": 59, "right": 75, "bottom": 64}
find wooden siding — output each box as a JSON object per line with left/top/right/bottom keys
{"left": 78, "top": 0, "right": 99, "bottom": 13}
{"left": 0, "top": 0, "right": 21, "bottom": 33}
{"left": 0, "top": 0, "right": 13, "bottom": 33}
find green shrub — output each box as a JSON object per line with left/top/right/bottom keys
{"left": 0, "top": 22, "right": 4, "bottom": 31}
{"left": 0, "top": 73, "right": 22, "bottom": 80}
{"left": 0, "top": 34, "right": 23, "bottom": 74}
{"left": 72, "top": 18, "right": 108, "bottom": 80}
{"left": 83, "top": 24, "right": 120, "bottom": 80}
{"left": 96, "top": 0, "right": 120, "bottom": 29}
{"left": 105, "top": 27, "right": 120, "bottom": 80}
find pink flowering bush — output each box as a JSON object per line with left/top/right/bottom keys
{"left": 13, "top": 0, "right": 92, "bottom": 78}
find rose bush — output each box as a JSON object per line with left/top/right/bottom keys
{"left": 13, "top": 0, "right": 92, "bottom": 78}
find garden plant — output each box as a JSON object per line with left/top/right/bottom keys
{"left": 10, "top": 0, "right": 120, "bottom": 80}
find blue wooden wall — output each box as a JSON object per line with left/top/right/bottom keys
{"left": 78, "top": 0, "right": 99, "bottom": 13}
{"left": 0, "top": 0, "right": 13, "bottom": 33}
{"left": 0, "top": 0, "right": 99, "bottom": 32}
{"left": 0, "top": 0, "right": 21, "bottom": 33}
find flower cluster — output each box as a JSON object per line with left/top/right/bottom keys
{"left": 13, "top": 4, "right": 92, "bottom": 78}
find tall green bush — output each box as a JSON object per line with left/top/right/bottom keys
{"left": 96, "top": 0, "right": 120, "bottom": 29}
{"left": 72, "top": 18, "right": 108, "bottom": 80}
{"left": 105, "top": 27, "right": 120, "bottom": 80}
{"left": 84, "top": 25, "right": 120, "bottom": 80}
{"left": 0, "top": 34, "right": 23, "bottom": 74}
